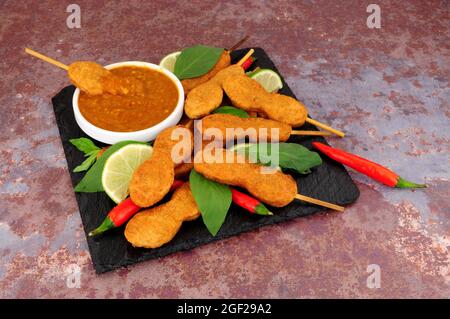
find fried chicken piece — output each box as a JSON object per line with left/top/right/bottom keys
{"left": 125, "top": 183, "right": 200, "bottom": 248}
{"left": 129, "top": 126, "right": 193, "bottom": 207}
{"left": 221, "top": 74, "right": 266, "bottom": 108}
{"left": 129, "top": 152, "right": 174, "bottom": 208}
{"left": 185, "top": 64, "right": 307, "bottom": 126}
{"left": 153, "top": 125, "right": 193, "bottom": 164}
{"left": 194, "top": 148, "right": 297, "bottom": 207}
{"left": 209, "top": 64, "right": 245, "bottom": 86}
{"left": 184, "top": 82, "right": 223, "bottom": 119}
{"left": 181, "top": 51, "right": 231, "bottom": 93}
{"left": 68, "top": 61, "right": 129, "bottom": 95}
{"left": 222, "top": 75, "right": 308, "bottom": 127}
{"left": 199, "top": 113, "right": 292, "bottom": 143}
{"left": 184, "top": 65, "right": 245, "bottom": 119}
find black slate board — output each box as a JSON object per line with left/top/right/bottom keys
{"left": 52, "top": 48, "right": 359, "bottom": 273}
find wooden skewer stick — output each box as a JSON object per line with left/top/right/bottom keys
{"left": 305, "top": 118, "right": 345, "bottom": 138}
{"left": 291, "top": 130, "right": 332, "bottom": 137}
{"left": 25, "top": 48, "right": 69, "bottom": 71}
{"left": 236, "top": 49, "right": 255, "bottom": 66}
{"left": 228, "top": 35, "right": 250, "bottom": 52}
{"left": 295, "top": 194, "right": 345, "bottom": 212}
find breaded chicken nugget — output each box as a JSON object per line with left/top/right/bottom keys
{"left": 209, "top": 64, "right": 245, "bottom": 85}
{"left": 222, "top": 75, "right": 308, "bottom": 127}
{"left": 181, "top": 51, "right": 231, "bottom": 93}
{"left": 184, "top": 82, "right": 223, "bottom": 119}
{"left": 154, "top": 125, "right": 193, "bottom": 164}
{"left": 184, "top": 65, "right": 245, "bottom": 119}
{"left": 129, "top": 126, "right": 193, "bottom": 207}
{"left": 266, "top": 94, "right": 308, "bottom": 127}
{"left": 125, "top": 184, "right": 200, "bottom": 248}
{"left": 200, "top": 113, "right": 292, "bottom": 143}
{"left": 194, "top": 149, "right": 297, "bottom": 207}
{"left": 68, "top": 61, "right": 128, "bottom": 95}
{"left": 129, "top": 151, "right": 174, "bottom": 207}
{"left": 221, "top": 74, "right": 267, "bottom": 109}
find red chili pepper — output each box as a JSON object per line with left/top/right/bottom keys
{"left": 89, "top": 181, "right": 187, "bottom": 237}
{"left": 175, "top": 180, "right": 273, "bottom": 216}
{"left": 170, "top": 179, "right": 185, "bottom": 191}
{"left": 241, "top": 56, "right": 255, "bottom": 71}
{"left": 312, "top": 142, "right": 426, "bottom": 188}
{"left": 89, "top": 180, "right": 274, "bottom": 237}
{"left": 174, "top": 180, "right": 272, "bottom": 215}
{"left": 231, "top": 188, "right": 272, "bottom": 215}
{"left": 88, "top": 198, "right": 141, "bottom": 237}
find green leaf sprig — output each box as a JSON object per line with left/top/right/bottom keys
{"left": 235, "top": 143, "right": 323, "bottom": 174}
{"left": 74, "top": 140, "right": 147, "bottom": 193}
{"left": 69, "top": 138, "right": 101, "bottom": 172}
{"left": 213, "top": 106, "right": 250, "bottom": 118}
{"left": 189, "top": 169, "right": 232, "bottom": 236}
{"left": 174, "top": 45, "right": 223, "bottom": 80}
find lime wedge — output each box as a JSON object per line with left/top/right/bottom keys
{"left": 249, "top": 69, "right": 283, "bottom": 93}
{"left": 159, "top": 51, "right": 181, "bottom": 73}
{"left": 102, "top": 144, "right": 153, "bottom": 203}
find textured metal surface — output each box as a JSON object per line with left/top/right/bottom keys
{"left": 0, "top": 0, "right": 448, "bottom": 298}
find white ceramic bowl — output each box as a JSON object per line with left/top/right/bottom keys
{"left": 72, "top": 61, "right": 184, "bottom": 145}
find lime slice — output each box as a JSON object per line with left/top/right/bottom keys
{"left": 159, "top": 51, "right": 181, "bottom": 73}
{"left": 102, "top": 144, "right": 153, "bottom": 203}
{"left": 249, "top": 69, "right": 283, "bottom": 93}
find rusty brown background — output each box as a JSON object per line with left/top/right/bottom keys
{"left": 0, "top": 0, "right": 448, "bottom": 298}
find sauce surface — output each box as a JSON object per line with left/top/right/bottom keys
{"left": 79, "top": 66, "right": 179, "bottom": 132}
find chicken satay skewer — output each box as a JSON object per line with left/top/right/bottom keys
{"left": 25, "top": 48, "right": 129, "bottom": 95}
{"left": 229, "top": 49, "right": 347, "bottom": 137}
{"left": 199, "top": 114, "right": 333, "bottom": 141}
{"left": 194, "top": 149, "right": 345, "bottom": 211}
{"left": 222, "top": 74, "right": 346, "bottom": 137}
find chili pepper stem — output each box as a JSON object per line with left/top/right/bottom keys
{"left": 88, "top": 216, "right": 115, "bottom": 237}
{"left": 396, "top": 177, "right": 427, "bottom": 189}
{"left": 254, "top": 203, "right": 273, "bottom": 216}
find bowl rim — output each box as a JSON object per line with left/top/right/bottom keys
{"left": 72, "top": 61, "right": 184, "bottom": 139}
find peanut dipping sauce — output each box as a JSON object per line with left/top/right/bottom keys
{"left": 78, "top": 66, "right": 179, "bottom": 132}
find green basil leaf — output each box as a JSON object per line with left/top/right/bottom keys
{"left": 174, "top": 45, "right": 223, "bottom": 80}
{"left": 189, "top": 169, "right": 232, "bottom": 236}
{"left": 242, "top": 143, "right": 323, "bottom": 174}
{"left": 74, "top": 140, "right": 147, "bottom": 192}
{"left": 213, "top": 106, "right": 249, "bottom": 118}
{"left": 73, "top": 153, "right": 97, "bottom": 172}
{"left": 69, "top": 138, "right": 101, "bottom": 154}
{"left": 84, "top": 149, "right": 100, "bottom": 157}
